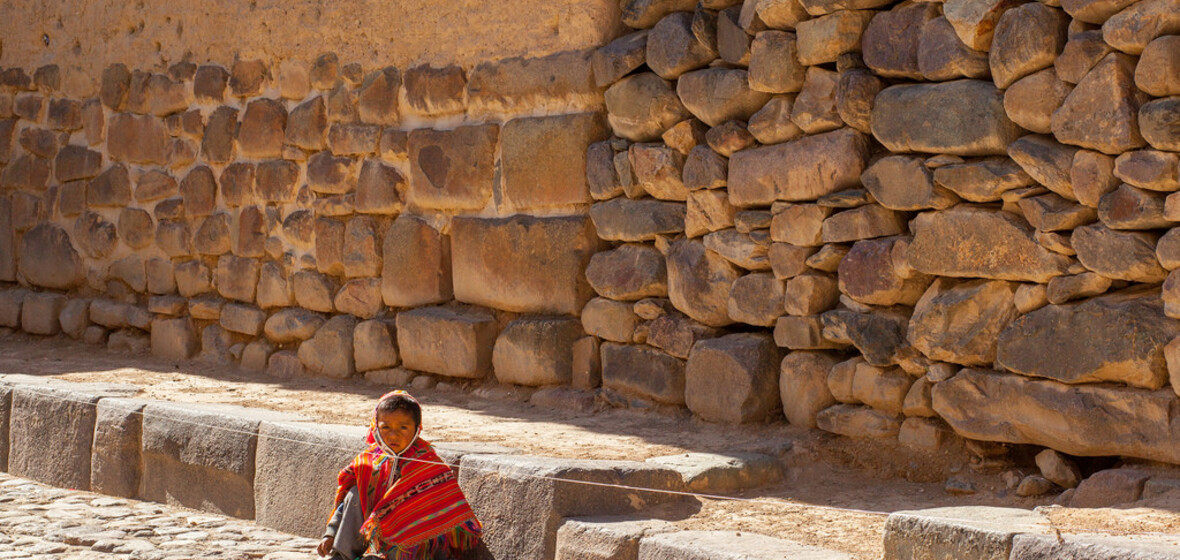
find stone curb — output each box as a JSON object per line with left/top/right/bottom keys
{"left": 0, "top": 374, "right": 822, "bottom": 560}
{"left": 882, "top": 506, "right": 1180, "bottom": 560}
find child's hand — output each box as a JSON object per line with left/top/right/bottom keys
{"left": 317, "top": 535, "right": 334, "bottom": 557}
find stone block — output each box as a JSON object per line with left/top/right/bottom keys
{"left": 215, "top": 255, "right": 260, "bottom": 303}
{"left": 465, "top": 50, "right": 595, "bottom": 119}
{"left": 91, "top": 398, "right": 147, "bottom": 499}
{"left": 268, "top": 350, "right": 305, "bottom": 379}
{"left": 820, "top": 205, "right": 907, "bottom": 244}
{"left": 150, "top": 317, "right": 198, "bottom": 361}
{"left": 263, "top": 308, "right": 325, "bottom": 344}
{"left": 790, "top": 67, "right": 842, "bottom": 134}
{"left": 460, "top": 453, "right": 685, "bottom": 560}
{"left": 590, "top": 198, "right": 686, "bottom": 242}
{"left": 851, "top": 362, "right": 913, "bottom": 414}
{"left": 1136, "top": 35, "right": 1180, "bottom": 97}
{"left": 677, "top": 68, "right": 771, "bottom": 127}
{"left": 292, "top": 270, "right": 336, "bottom": 313}
{"left": 1101, "top": 0, "right": 1180, "bottom": 55}
{"left": 1053, "top": 53, "right": 1148, "bottom": 155}
{"left": 749, "top": 31, "right": 806, "bottom": 94}
{"left": 219, "top": 303, "right": 267, "bottom": 336}
{"left": 501, "top": 113, "right": 607, "bottom": 211}
{"left": 493, "top": 317, "right": 585, "bottom": 387}
{"left": 74, "top": 211, "right": 117, "bottom": 259}
{"left": 328, "top": 123, "right": 380, "bottom": 156}
{"left": 909, "top": 206, "right": 1071, "bottom": 282}
{"left": 917, "top": 16, "right": 989, "bottom": 82}
{"left": 255, "top": 421, "right": 367, "bottom": 538}
{"left": 334, "top": 278, "right": 382, "bottom": 319}
{"left": 200, "top": 106, "right": 238, "bottom": 163}
{"left": 582, "top": 298, "right": 639, "bottom": 343}
{"left": 0, "top": 290, "right": 25, "bottom": 328}
{"left": 882, "top": 506, "right": 1049, "bottom": 560}
{"left": 862, "top": 155, "right": 956, "bottom": 212}
{"left": 1141, "top": 97, "right": 1180, "bottom": 152}
{"left": 587, "top": 244, "right": 668, "bottom": 301}
{"left": 729, "top": 128, "right": 869, "bottom": 206}
{"left": 727, "top": 273, "right": 785, "bottom": 327}
{"left": 838, "top": 237, "right": 931, "bottom": 307}
{"left": 241, "top": 340, "right": 274, "bottom": 372}
{"left": 1073, "top": 225, "right": 1166, "bottom": 283}
{"left": 779, "top": 351, "right": 840, "bottom": 428}
{"left": 238, "top": 99, "right": 286, "bottom": 158}
{"left": 630, "top": 142, "right": 687, "bottom": 201}
{"left": 285, "top": 97, "right": 327, "bottom": 151}
{"left": 402, "top": 64, "right": 466, "bottom": 117}
{"left": 647, "top": 12, "right": 716, "bottom": 80}
{"left": 355, "top": 159, "right": 405, "bottom": 215}
{"left": 684, "top": 333, "right": 780, "bottom": 423}
{"left": 816, "top": 403, "right": 902, "bottom": 438}
{"left": 908, "top": 278, "right": 1019, "bottom": 367}
{"left": 452, "top": 215, "right": 598, "bottom": 315}
{"left": 639, "top": 530, "right": 851, "bottom": 560}
{"left": 397, "top": 306, "right": 498, "bottom": 379}
{"left": 795, "top": 10, "right": 875, "bottom": 66}
{"left": 1115, "top": 150, "right": 1180, "bottom": 192}
{"left": 141, "top": 401, "right": 304, "bottom": 519}
{"left": 357, "top": 67, "right": 401, "bottom": 125}
{"left": 298, "top": 315, "right": 358, "bottom": 379}
{"left": 601, "top": 342, "right": 686, "bottom": 404}
{"left": 59, "top": 299, "right": 90, "bottom": 338}
{"left": 353, "top": 319, "right": 399, "bottom": 373}
{"left": 872, "top": 80, "right": 1023, "bottom": 156}
{"left": 1010, "top": 532, "right": 1180, "bottom": 560}
{"left": 605, "top": 72, "right": 690, "bottom": 143}
{"left": 555, "top": 517, "right": 677, "bottom": 560}
{"left": 20, "top": 292, "right": 65, "bottom": 335}
{"left": 9, "top": 383, "right": 136, "bottom": 491}
{"left": 686, "top": 189, "right": 736, "bottom": 237}
{"left": 593, "top": 30, "right": 649, "bottom": 88}
{"left": 107, "top": 113, "right": 169, "bottom": 164}
{"left": 406, "top": 124, "right": 498, "bottom": 211}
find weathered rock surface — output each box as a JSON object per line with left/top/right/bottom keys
{"left": 685, "top": 333, "right": 780, "bottom": 423}
{"left": 19, "top": 223, "right": 84, "bottom": 289}
{"left": 590, "top": 198, "right": 686, "bottom": 242}
{"left": 1072, "top": 225, "right": 1166, "bottom": 283}
{"left": 933, "top": 368, "right": 1180, "bottom": 464}
{"left": 909, "top": 207, "right": 1072, "bottom": 282}
{"left": 601, "top": 342, "right": 686, "bottom": 404}
{"left": 587, "top": 244, "right": 668, "bottom": 301}
{"left": 1052, "top": 53, "right": 1148, "bottom": 155}
{"left": 872, "top": 80, "right": 1022, "bottom": 156}
{"left": 997, "top": 289, "right": 1179, "bottom": 388}
{"left": 728, "top": 128, "right": 870, "bottom": 206}
{"left": 988, "top": 3, "right": 1069, "bottom": 89}
{"left": 666, "top": 238, "right": 744, "bottom": 327}
{"left": 908, "top": 278, "right": 1019, "bottom": 366}
{"left": 396, "top": 306, "right": 498, "bottom": 379}
{"left": 676, "top": 68, "right": 771, "bottom": 127}
{"left": 605, "top": 73, "right": 691, "bottom": 142}
{"left": 492, "top": 318, "right": 584, "bottom": 387}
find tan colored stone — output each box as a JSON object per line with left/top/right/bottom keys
{"left": 263, "top": 308, "right": 324, "bottom": 344}
{"left": 1115, "top": 150, "right": 1180, "bottom": 192}
{"left": 908, "top": 278, "right": 1019, "bottom": 366}
{"left": 1072, "top": 224, "right": 1166, "bottom": 282}
{"left": 838, "top": 237, "right": 932, "bottom": 307}
{"left": 683, "top": 146, "right": 728, "bottom": 192}
{"left": 943, "top": 0, "right": 1023, "bottom": 51}
{"left": 1055, "top": 30, "right": 1114, "bottom": 86}
{"left": 199, "top": 106, "right": 237, "bottom": 163}
{"left": 851, "top": 362, "right": 913, "bottom": 414}
{"left": 748, "top": 31, "right": 806, "bottom": 93}
{"left": 1071, "top": 150, "right": 1120, "bottom": 208}
{"left": 783, "top": 271, "right": 839, "bottom": 316}
{"left": 748, "top": 96, "right": 804, "bottom": 145}
{"left": 835, "top": 69, "right": 882, "bottom": 134}
{"left": 756, "top": 0, "right": 811, "bottom": 29}
{"left": 581, "top": 297, "right": 639, "bottom": 343}
{"left": 237, "top": 99, "right": 286, "bottom": 159}
{"left": 407, "top": 124, "right": 498, "bottom": 211}
{"left": 872, "top": 80, "right": 1023, "bottom": 156}
{"left": 729, "top": 128, "right": 869, "bottom": 206}
{"left": 630, "top": 143, "right": 687, "bottom": 201}
{"left": 820, "top": 205, "right": 906, "bottom": 244}
{"left": 107, "top": 113, "right": 169, "bottom": 165}
{"left": 492, "top": 317, "right": 583, "bottom": 387}
{"left": 677, "top": 68, "right": 772, "bottom": 128}
{"left": 298, "top": 315, "right": 357, "bottom": 379}
{"left": 903, "top": 377, "right": 936, "bottom": 417}
{"left": 452, "top": 215, "right": 598, "bottom": 315}
{"left": 917, "top": 16, "right": 989, "bottom": 81}
{"left": 1007, "top": 135, "right": 1079, "bottom": 200}
{"left": 380, "top": 215, "right": 451, "bottom": 308}
{"left": 909, "top": 206, "right": 1072, "bottom": 282}
{"left": 861, "top": 155, "right": 957, "bottom": 211}
{"left": 685, "top": 189, "right": 736, "bottom": 238}
{"left": 705, "top": 121, "right": 755, "bottom": 157}
{"left": 667, "top": 238, "right": 744, "bottom": 327}
{"left": 333, "top": 278, "right": 382, "bottom": 319}
{"left": 586, "top": 244, "right": 668, "bottom": 301}
{"left": 215, "top": 255, "right": 260, "bottom": 303}
{"left": 685, "top": 333, "right": 781, "bottom": 423}
{"left": 774, "top": 315, "right": 844, "bottom": 350}
{"left": 862, "top": 2, "right": 939, "bottom": 80}
{"left": 1098, "top": 183, "right": 1172, "bottom": 229}
{"left": 727, "top": 273, "right": 786, "bottom": 326}
{"left": 795, "top": 10, "right": 875, "bottom": 66}
{"left": 174, "top": 260, "right": 212, "bottom": 298}
{"left": 193, "top": 213, "right": 232, "bottom": 256}
{"left": 593, "top": 30, "right": 649, "bottom": 88}
{"left": 788, "top": 67, "right": 841, "bottom": 134}
{"left": 397, "top": 306, "right": 497, "bottom": 379}
{"left": 646, "top": 312, "right": 721, "bottom": 358}
{"left": 1052, "top": 53, "right": 1148, "bottom": 155}
{"left": 1101, "top": 0, "right": 1180, "bottom": 55}
{"left": 590, "top": 198, "right": 686, "bottom": 242}
{"left": 1004, "top": 69, "right": 1073, "bottom": 134}
{"left": 605, "top": 72, "right": 691, "bottom": 143}
{"left": 999, "top": 289, "right": 1178, "bottom": 389}
{"left": 1135, "top": 35, "right": 1180, "bottom": 96}
{"left": 1046, "top": 272, "right": 1113, "bottom": 304}
{"left": 646, "top": 12, "right": 717, "bottom": 80}
{"left": 465, "top": 51, "right": 595, "bottom": 119}
{"left": 717, "top": 6, "right": 752, "bottom": 65}
{"left": 817, "top": 404, "right": 902, "bottom": 438}
{"left": 1141, "top": 97, "right": 1180, "bottom": 152}
{"left": 989, "top": 3, "right": 1069, "bottom": 89}
{"left": 501, "top": 113, "right": 607, "bottom": 211}
{"left": 1064, "top": 0, "right": 1138, "bottom": 24}
{"left": 704, "top": 229, "right": 771, "bottom": 270}
{"left": 779, "top": 351, "right": 839, "bottom": 428}
{"left": 1018, "top": 193, "right": 1097, "bottom": 232}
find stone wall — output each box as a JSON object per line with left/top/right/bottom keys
{"left": 1, "top": 0, "right": 1179, "bottom": 468}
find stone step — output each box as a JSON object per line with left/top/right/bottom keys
{"left": 883, "top": 506, "right": 1180, "bottom": 560}
{"left": 556, "top": 517, "right": 853, "bottom": 560}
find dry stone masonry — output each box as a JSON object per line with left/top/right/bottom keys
{"left": 0, "top": 0, "right": 1179, "bottom": 477}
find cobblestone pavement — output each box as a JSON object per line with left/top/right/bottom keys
{"left": 0, "top": 473, "right": 319, "bottom": 560}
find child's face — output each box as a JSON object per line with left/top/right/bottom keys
{"left": 375, "top": 409, "right": 418, "bottom": 454}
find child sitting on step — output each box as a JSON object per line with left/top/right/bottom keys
{"left": 317, "top": 390, "right": 483, "bottom": 560}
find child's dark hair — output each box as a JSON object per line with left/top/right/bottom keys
{"left": 377, "top": 393, "right": 422, "bottom": 428}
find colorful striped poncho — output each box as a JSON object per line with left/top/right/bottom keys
{"left": 331, "top": 422, "right": 482, "bottom": 559}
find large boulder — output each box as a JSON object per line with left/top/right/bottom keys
{"left": 381, "top": 215, "right": 452, "bottom": 308}
{"left": 933, "top": 368, "right": 1180, "bottom": 464}
{"left": 908, "top": 206, "right": 1072, "bottom": 282}
{"left": 396, "top": 306, "right": 498, "bottom": 379}
{"left": 297, "top": 315, "right": 359, "bottom": 379}
{"left": 676, "top": 68, "right": 772, "bottom": 127}
{"left": 1052, "top": 53, "right": 1148, "bottom": 154}
{"left": 871, "top": 80, "right": 1024, "bottom": 156}
{"left": 685, "top": 333, "right": 781, "bottom": 424}
{"left": 452, "top": 215, "right": 598, "bottom": 315}
{"left": 19, "top": 223, "right": 84, "bottom": 289}
{"left": 601, "top": 342, "right": 686, "bottom": 404}
{"left": 728, "top": 128, "right": 870, "bottom": 206}
{"left": 779, "top": 351, "right": 841, "bottom": 428}
{"left": 666, "top": 238, "right": 744, "bottom": 327}
{"left": 407, "top": 124, "right": 498, "bottom": 211}
{"left": 500, "top": 113, "right": 608, "bottom": 212}
{"left": 586, "top": 244, "right": 668, "bottom": 301}
{"left": 605, "top": 72, "right": 691, "bottom": 142}
{"left": 492, "top": 317, "right": 584, "bottom": 387}
{"left": 907, "top": 278, "right": 1020, "bottom": 366}
{"left": 997, "top": 289, "right": 1180, "bottom": 389}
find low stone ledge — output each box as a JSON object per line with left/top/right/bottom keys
{"left": 882, "top": 506, "right": 1050, "bottom": 560}
{"left": 140, "top": 401, "right": 306, "bottom": 519}
{"left": 91, "top": 397, "right": 149, "bottom": 498}
{"left": 556, "top": 516, "right": 678, "bottom": 560}
{"left": 638, "top": 530, "right": 853, "bottom": 560}
{"left": 458, "top": 454, "right": 688, "bottom": 560}
{"left": 1010, "top": 532, "right": 1180, "bottom": 560}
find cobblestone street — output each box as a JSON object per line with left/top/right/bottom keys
{"left": 0, "top": 473, "right": 318, "bottom": 560}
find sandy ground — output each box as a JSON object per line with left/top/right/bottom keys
{"left": 1, "top": 333, "right": 1178, "bottom": 559}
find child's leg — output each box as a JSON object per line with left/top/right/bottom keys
{"left": 331, "top": 486, "right": 368, "bottom": 560}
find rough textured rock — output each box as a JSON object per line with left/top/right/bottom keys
{"left": 862, "top": 2, "right": 939, "bottom": 80}
{"left": 593, "top": 30, "right": 649, "bottom": 88}
{"left": 1004, "top": 69, "right": 1073, "bottom": 135}
{"left": 943, "top": 0, "right": 1023, "bottom": 51}
{"left": 820, "top": 205, "right": 907, "bottom": 244}
{"left": 1136, "top": 35, "right": 1180, "bottom": 97}
{"left": 452, "top": 215, "right": 597, "bottom": 315}
{"left": 396, "top": 306, "right": 498, "bottom": 379}
{"left": 601, "top": 342, "right": 686, "bottom": 404}
{"left": 1101, "top": 0, "right": 1180, "bottom": 55}
{"left": 795, "top": 11, "right": 875, "bottom": 66}
{"left": 1072, "top": 225, "right": 1166, "bottom": 283}
{"left": 816, "top": 404, "right": 902, "bottom": 439}
{"left": 639, "top": 530, "right": 851, "bottom": 560}
{"left": 1115, "top": 150, "right": 1180, "bottom": 192}
{"left": 727, "top": 273, "right": 785, "bottom": 327}
{"left": 666, "top": 238, "right": 744, "bottom": 327}
{"left": 988, "top": 3, "right": 1069, "bottom": 89}
{"left": 296, "top": 315, "right": 358, "bottom": 379}
{"left": 630, "top": 142, "right": 687, "bottom": 201}
{"left": 861, "top": 155, "right": 956, "bottom": 211}
{"left": 821, "top": 309, "right": 908, "bottom": 366}
{"left": 587, "top": 244, "right": 668, "bottom": 301}
{"left": 779, "top": 351, "right": 841, "bottom": 428}
{"left": 647, "top": 12, "right": 717, "bottom": 80}
{"left": 676, "top": 68, "right": 771, "bottom": 127}
{"left": 1099, "top": 184, "right": 1172, "bottom": 229}
{"left": 605, "top": 72, "right": 691, "bottom": 142}
{"left": 918, "top": 16, "right": 990, "bottom": 81}
{"left": 933, "top": 368, "right": 1180, "bottom": 464}
{"left": 1052, "top": 53, "right": 1148, "bottom": 155}
{"left": 501, "top": 113, "right": 607, "bottom": 211}
{"left": 686, "top": 189, "right": 736, "bottom": 237}
{"left": 581, "top": 297, "right": 640, "bottom": 343}
{"left": 645, "top": 313, "right": 721, "bottom": 359}
{"left": 998, "top": 289, "right": 1179, "bottom": 389}
{"left": 909, "top": 207, "right": 1072, "bottom": 282}
{"left": 1036, "top": 449, "right": 1082, "bottom": 489}
{"left": 908, "top": 278, "right": 1019, "bottom": 366}
{"left": 407, "top": 124, "right": 498, "bottom": 211}
{"left": 590, "top": 198, "right": 686, "bottom": 241}
{"left": 492, "top": 318, "right": 584, "bottom": 387}
{"left": 1070, "top": 468, "right": 1151, "bottom": 508}
{"left": 838, "top": 237, "right": 931, "bottom": 307}
{"left": 150, "top": 317, "right": 199, "bottom": 361}
{"left": 263, "top": 308, "right": 325, "bottom": 344}
{"left": 872, "top": 80, "right": 1023, "bottom": 156}
{"left": 381, "top": 215, "right": 452, "bottom": 308}
{"left": 19, "top": 223, "right": 84, "bottom": 289}
{"left": 748, "top": 31, "right": 806, "bottom": 93}
{"left": 1140, "top": 97, "right": 1180, "bottom": 152}
{"left": 790, "top": 67, "right": 842, "bottom": 134}
{"left": 729, "top": 128, "right": 870, "bottom": 206}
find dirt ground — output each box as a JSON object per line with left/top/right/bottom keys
{"left": 1, "top": 333, "right": 1178, "bottom": 559}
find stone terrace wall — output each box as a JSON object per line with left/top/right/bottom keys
{"left": 0, "top": 0, "right": 1179, "bottom": 470}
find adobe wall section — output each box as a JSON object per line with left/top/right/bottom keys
{"left": 0, "top": 0, "right": 624, "bottom": 97}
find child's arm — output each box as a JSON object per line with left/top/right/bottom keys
{"left": 317, "top": 500, "right": 346, "bottom": 556}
